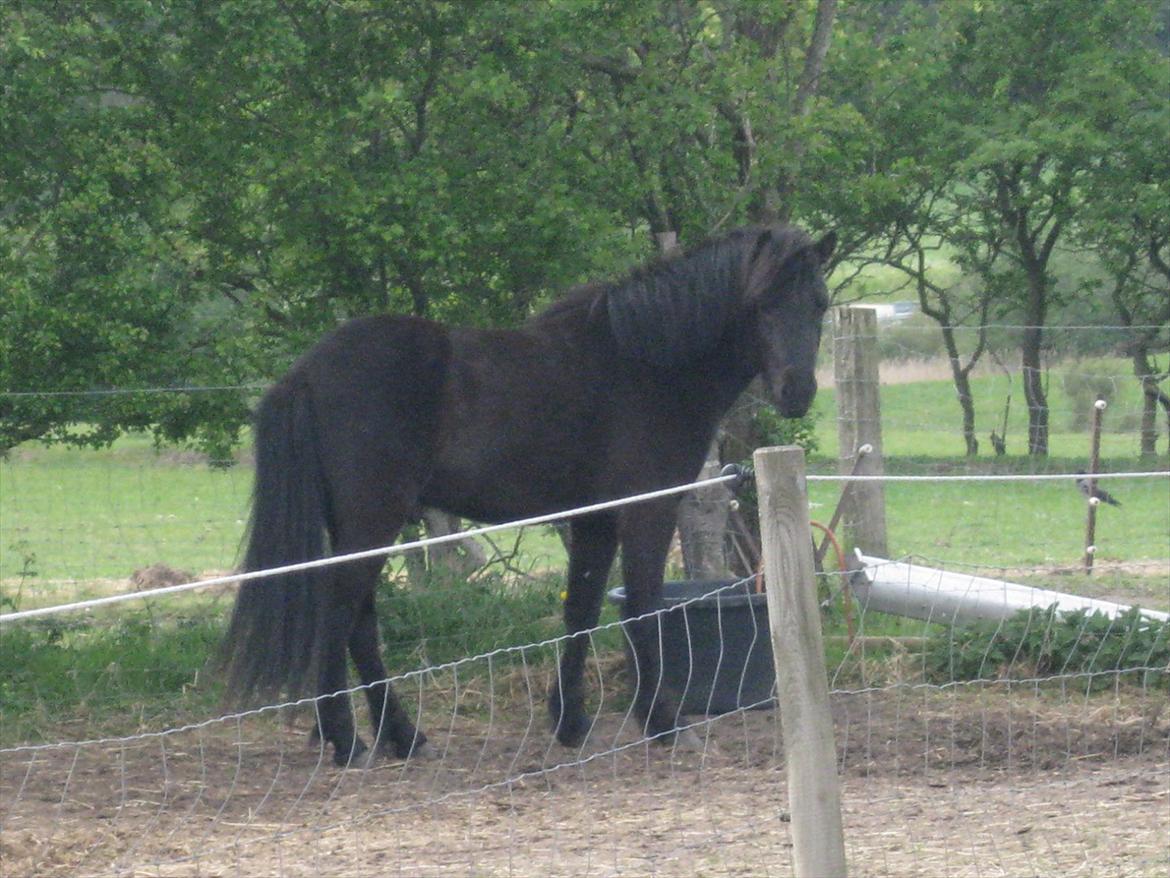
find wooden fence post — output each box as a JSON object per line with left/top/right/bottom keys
{"left": 754, "top": 445, "right": 847, "bottom": 878}
{"left": 832, "top": 306, "right": 888, "bottom": 556}
{"left": 1083, "top": 399, "right": 1107, "bottom": 574}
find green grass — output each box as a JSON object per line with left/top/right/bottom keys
{"left": 377, "top": 571, "right": 572, "bottom": 670}
{"left": 805, "top": 463, "right": 1170, "bottom": 569}
{"left": 811, "top": 354, "right": 1157, "bottom": 460}
{"left": 1, "top": 433, "right": 251, "bottom": 588}
{"left": 0, "top": 607, "right": 225, "bottom": 745}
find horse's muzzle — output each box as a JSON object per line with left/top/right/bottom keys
{"left": 771, "top": 367, "right": 818, "bottom": 418}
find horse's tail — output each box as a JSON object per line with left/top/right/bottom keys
{"left": 220, "top": 377, "right": 330, "bottom": 706}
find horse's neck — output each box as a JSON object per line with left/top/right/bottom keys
{"left": 668, "top": 357, "right": 757, "bottom": 424}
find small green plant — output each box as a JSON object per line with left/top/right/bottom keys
{"left": 376, "top": 570, "right": 571, "bottom": 670}
{"left": 752, "top": 405, "right": 819, "bottom": 456}
{"left": 1, "top": 540, "right": 38, "bottom": 613}
{"left": 923, "top": 604, "right": 1170, "bottom": 692}
{"left": 728, "top": 406, "right": 820, "bottom": 567}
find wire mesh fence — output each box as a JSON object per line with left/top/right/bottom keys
{"left": 2, "top": 567, "right": 1167, "bottom": 876}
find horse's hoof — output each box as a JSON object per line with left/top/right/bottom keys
{"left": 352, "top": 747, "right": 383, "bottom": 770}
{"left": 381, "top": 729, "right": 433, "bottom": 762}
{"left": 333, "top": 737, "right": 370, "bottom": 768}
{"left": 552, "top": 711, "right": 592, "bottom": 748}
{"left": 401, "top": 731, "right": 432, "bottom": 760}
{"left": 672, "top": 726, "right": 704, "bottom": 752}
{"left": 404, "top": 741, "right": 438, "bottom": 762}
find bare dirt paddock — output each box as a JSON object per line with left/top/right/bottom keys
{"left": 3, "top": 686, "right": 1168, "bottom": 877}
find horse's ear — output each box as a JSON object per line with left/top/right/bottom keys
{"left": 814, "top": 230, "right": 837, "bottom": 263}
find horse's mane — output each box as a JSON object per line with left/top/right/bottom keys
{"left": 534, "top": 224, "right": 813, "bottom": 369}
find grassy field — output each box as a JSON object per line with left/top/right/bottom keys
{"left": 1, "top": 355, "right": 1167, "bottom": 744}
{"left": 1, "top": 434, "right": 251, "bottom": 586}
{"left": 811, "top": 353, "right": 1158, "bottom": 460}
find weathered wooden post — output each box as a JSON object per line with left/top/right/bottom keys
{"left": 832, "top": 306, "right": 888, "bottom": 556}
{"left": 1083, "top": 399, "right": 1107, "bottom": 574}
{"left": 754, "top": 445, "right": 847, "bottom": 878}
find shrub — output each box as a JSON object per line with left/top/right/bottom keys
{"left": 1061, "top": 369, "right": 1118, "bottom": 431}
{"left": 752, "top": 405, "right": 819, "bottom": 456}
{"left": 923, "top": 604, "right": 1170, "bottom": 692}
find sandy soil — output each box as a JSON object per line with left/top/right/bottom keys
{"left": 3, "top": 684, "right": 1167, "bottom": 878}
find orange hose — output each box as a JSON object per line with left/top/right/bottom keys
{"left": 753, "top": 521, "right": 855, "bottom": 647}
{"left": 752, "top": 522, "right": 846, "bottom": 591}
{"left": 810, "top": 521, "right": 855, "bottom": 647}
{"left": 809, "top": 520, "right": 846, "bottom": 576}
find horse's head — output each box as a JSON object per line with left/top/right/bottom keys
{"left": 745, "top": 227, "right": 836, "bottom": 418}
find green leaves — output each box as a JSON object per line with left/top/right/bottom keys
{"left": 3, "top": 0, "right": 1166, "bottom": 457}
{"left": 925, "top": 605, "right": 1170, "bottom": 692}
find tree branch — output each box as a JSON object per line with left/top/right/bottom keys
{"left": 794, "top": 0, "right": 838, "bottom": 117}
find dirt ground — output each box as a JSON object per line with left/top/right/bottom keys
{"left": 3, "top": 683, "right": 1168, "bottom": 878}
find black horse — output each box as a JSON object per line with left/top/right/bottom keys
{"left": 222, "top": 223, "right": 835, "bottom": 766}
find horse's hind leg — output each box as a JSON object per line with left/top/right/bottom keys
{"left": 549, "top": 513, "right": 618, "bottom": 746}
{"left": 315, "top": 594, "right": 367, "bottom": 767}
{"left": 347, "top": 586, "right": 429, "bottom": 759}
{"left": 318, "top": 526, "right": 414, "bottom": 767}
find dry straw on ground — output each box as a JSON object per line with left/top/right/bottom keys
{"left": 3, "top": 684, "right": 1167, "bottom": 877}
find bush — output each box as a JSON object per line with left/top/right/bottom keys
{"left": 1061, "top": 369, "right": 1118, "bottom": 431}
{"left": 751, "top": 405, "right": 819, "bottom": 456}
{"left": 923, "top": 604, "right": 1170, "bottom": 692}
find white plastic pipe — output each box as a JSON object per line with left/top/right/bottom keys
{"left": 851, "top": 551, "right": 1169, "bottom": 624}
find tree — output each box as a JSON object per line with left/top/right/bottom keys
{"left": 558, "top": 0, "right": 846, "bottom": 576}
{"left": 822, "top": 1, "right": 998, "bottom": 456}
{"left": 0, "top": 6, "right": 255, "bottom": 455}
{"left": 1075, "top": 24, "right": 1170, "bottom": 456}
{"left": 1, "top": 2, "right": 624, "bottom": 455}
{"left": 831, "top": 0, "right": 1167, "bottom": 458}
{"left": 936, "top": 0, "right": 1170, "bottom": 457}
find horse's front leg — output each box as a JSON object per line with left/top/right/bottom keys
{"left": 549, "top": 512, "right": 618, "bottom": 747}
{"left": 617, "top": 499, "right": 685, "bottom": 742}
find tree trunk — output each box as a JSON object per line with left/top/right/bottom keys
{"left": 1021, "top": 324, "right": 1048, "bottom": 456}
{"left": 940, "top": 326, "right": 979, "bottom": 456}
{"left": 794, "top": 0, "right": 838, "bottom": 116}
{"left": 1019, "top": 256, "right": 1050, "bottom": 456}
{"left": 422, "top": 509, "right": 488, "bottom": 577}
{"left": 1140, "top": 376, "right": 1158, "bottom": 459}
{"left": 1133, "top": 347, "right": 1170, "bottom": 459}
{"left": 762, "top": 0, "right": 839, "bottom": 222}
{"left": 678, "top": 455, "right": 731, "bottom": 580}
{"left": 956, "top": 371, "right": 979, "bottom": 457}
{"left": 402, "top": 510, "right": 489, "bottom": 588}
